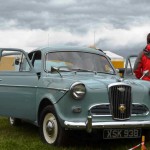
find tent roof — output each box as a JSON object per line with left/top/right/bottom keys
{"left": 104, "top": 51, "right": 124, "bottom": 60}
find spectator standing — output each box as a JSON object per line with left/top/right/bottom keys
{"left": 133, "top": 33, "right": 150, "bottom": 81}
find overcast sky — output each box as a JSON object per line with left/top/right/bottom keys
{"left": 0, "top": 0, "right": 150, "bottom": 57}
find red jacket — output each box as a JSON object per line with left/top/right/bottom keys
{"left": 133, "top": 44, "right": 150, "bottom": 81}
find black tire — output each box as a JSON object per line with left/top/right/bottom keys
{"left": 9, "top": 117, "right": 22, "bottom": 126}
{"left": 39, "top": 105, "right": 67, "bottom": 146}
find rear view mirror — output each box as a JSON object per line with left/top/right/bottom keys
{"left": 15, "top": 58, "right": 20, "bottom": 65}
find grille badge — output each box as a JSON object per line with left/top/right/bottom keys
{"left": 117, "top": 87, "right": 125, "bottom": 92}
{"left": 118, "top": 104, "right": 126, "bottom": 113}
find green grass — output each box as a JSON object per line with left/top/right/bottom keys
{"left": 0, "top": 117, "right": 149, "bottom": 150}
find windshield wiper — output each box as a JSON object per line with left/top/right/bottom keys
{"left": 71, "top": 68, "right": 96, "bottom": 73}
{"left": 50, "top": 66, "right": 71, "bottom": 78}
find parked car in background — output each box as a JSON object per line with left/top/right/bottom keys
{"left": 0, "top": 46, "right": 150, "bottom": 146}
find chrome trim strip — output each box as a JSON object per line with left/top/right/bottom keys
{"left": 0, "top": 84, "right": 38, "bottom": 88}
{"left": 38, "top": 87, "right": 69, "bottom": 91}
{"left": 108, "top": 82, "right": 130, "bottom": 88}
{"left": 89, "top": 103, "right": 111, "bottom": 117}
{"left": 132, "top": 103, "right": 149, "bottom": 116}
{"left": 92, "top": 114, "right": 111, "bottom": 117}
{"left": 0, "top": 84, "right": 68, "bottom": 91}
{"left": 89, "top": 103, "right": 109, "bottom": 110}
{"left": 64, "top": 121, "right": 150, "bottom": 129}
{"left": 132, "top": 113, "right": 149, "bottom": 116}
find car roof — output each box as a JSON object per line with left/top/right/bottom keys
{"left": 30, "top": 45, "right": 106, "bottom": 56}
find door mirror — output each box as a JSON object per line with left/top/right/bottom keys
{"left": 15, "top": 58, "right": 20, "bottom": 65}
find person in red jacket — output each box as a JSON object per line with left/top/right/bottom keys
{"left": 133, "top": 33, "right": 150, "bottom": 81}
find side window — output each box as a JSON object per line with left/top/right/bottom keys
{"left": 0, "top": 50, "right": 30, "bottom": 72}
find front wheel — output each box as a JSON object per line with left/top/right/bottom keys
{"left": 39, "top": 106, "right": 67, "bottom": 146}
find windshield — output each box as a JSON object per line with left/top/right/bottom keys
{"left": 45, "top": 51, "right": 115, "bottom": 74}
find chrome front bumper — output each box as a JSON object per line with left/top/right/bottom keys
{"left": 64, "top": 115, "right": 150, "bottom": 133}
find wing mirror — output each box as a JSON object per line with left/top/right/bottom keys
{"left": 15, "top": 58, "right": 20, "bottom": 65}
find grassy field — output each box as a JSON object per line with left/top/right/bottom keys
{"left": 0, "top": 117, "right": 150, "bottom": 150}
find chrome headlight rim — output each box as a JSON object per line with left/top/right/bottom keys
{"left": 70, "top": 82, "right": 86, "bottom": 100}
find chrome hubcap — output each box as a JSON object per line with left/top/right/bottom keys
{"left": 46, "top": 121, "right": 54, "bottom": 137}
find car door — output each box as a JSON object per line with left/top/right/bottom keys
{"left": 0, "top": 48, "right": 38, "bottom": 121}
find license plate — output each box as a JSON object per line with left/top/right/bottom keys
{"left": 103, "top": 128, "right": 141, "bottom": 139}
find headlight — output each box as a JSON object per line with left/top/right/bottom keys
{"left": 70, "top": 82, "right": 86, "bottom": 100}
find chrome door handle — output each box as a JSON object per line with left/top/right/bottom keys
{"left": 0, "top": 79, "right": 2, "bottom": 81}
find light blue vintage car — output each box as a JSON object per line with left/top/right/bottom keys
{"left": 0, "top": 46, "right": 150, "bottom": 146}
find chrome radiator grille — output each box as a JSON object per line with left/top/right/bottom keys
{"left": 108, "top": 83, "right": 132, "bottom": 120}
